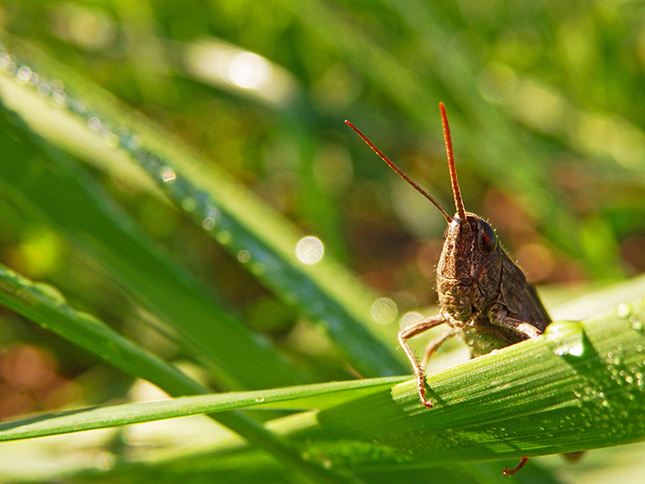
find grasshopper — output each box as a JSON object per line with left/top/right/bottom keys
{"left": 346, "top": 103, "right": 551, "bottom": 476}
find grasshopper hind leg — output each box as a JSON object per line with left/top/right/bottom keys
{"left": 398, "top": 315, "right": 449, "bottom": 408}
{"left": 421, "top": 326, "right": 459, "bottom": 368}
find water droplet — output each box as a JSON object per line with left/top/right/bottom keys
{"left": 215, "top": 231, "right": 232, "bottom": 245}
{"left": 27, "top": 72, "right": 39, "bottom": 85}
{"left": 616, "top": 303, "right": 632, "bottom": 319}
{"left": 254, "top": 397, "right": 265, "bottom": 403}
{"left": 181, "top": 197, "right": 196, "bottom": 212}
{"left": 371, "top": 298, "right": 397, "bottom": 325}
{"left": 237, "top": 250, "right": 251, "bottom": 263}
{"left": 33, "top": 282, "right": 67, "bottom": 304}
{"left": 50, "top": 80, "right": 64, "bottom": 91}
{"left": 0, "top": 52, "right": 10, "bottom": 69}
{"left": 631, "top": 319, "right": 644, "bottom": 333}
{"left": 87, "top": 117, "right": 101, "bottom": 130}
{"left": 295, "top": 236, "right": 324, "bottom": 265}
{"left": 202, "top": 217, "right": 215, "bottom": 230}
{"left": 160, "top": 166, "right": 177, "bottom": 182}
{"left": 546, "top": 320, "right": 585, "bottom": 357}
{"left": 37, "top": 82, "right": 51, "bottom": 96}
{"left": 52, "top": 89, "right": 67, "bottom": 106}
{"left": 16, "top": 66, "right": 31, "bottom": 82}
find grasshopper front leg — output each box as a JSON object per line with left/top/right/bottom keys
{"left": 489, "top": 304, "right": 543, "bottom": 339}
{"left": 398, "top": 315, "right": 449, "bottom": 408}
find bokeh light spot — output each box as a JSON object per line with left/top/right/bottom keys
{"left": 296, "top": 236, "right": 324, "bottom": 265}
{"left": 371, "top": 298, "right": 397, "bottom": 325}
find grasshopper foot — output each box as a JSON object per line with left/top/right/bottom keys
{"left": 416, "top": 373, "right": 433, "bottom": 408}
{"left": 503, "top": 457, "right": 529, "bottom": 476}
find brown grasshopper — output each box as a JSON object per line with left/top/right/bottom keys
{"left": 346, "top": 103, "right": 551, "bottom": 476}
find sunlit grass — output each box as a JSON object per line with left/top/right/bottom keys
{"left": 1, "top": 1, "right": 645, "bottom": 483}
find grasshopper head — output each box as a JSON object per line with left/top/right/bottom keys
{"left": 436, "top": 213, "right": 501, "bottom": 323}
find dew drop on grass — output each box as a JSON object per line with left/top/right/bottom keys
{"left": 37, "top": 82, "right": 50, "bottom": 96}
{"left": 16, "top": 66, "right": 32, "bottom": 82}
{"left": 616, "top": 303, "right": 632, "bottom": 319}
{"left": 160, "top": 166, "right": 177, "bottom": 182}
{"left": 33, "top": 282, "right": 67, "bottom": 304}
{"left": 202, "top": 217, "right": 215, "bottom": 230}
{"left": 546, "top": 320, "right": 585, "bottom": 357}
{"left": 215, "top": 231, "right": 232, "bottom": 245}
{"left": 88, "top": 116, "right": 102, "bottom": 131}
{"left": 295, "top": 236, "right": 324, "bottom": 264}
{"left": 181, "top": 197, "right": 196, "bottom": 212}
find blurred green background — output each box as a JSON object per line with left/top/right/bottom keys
{"left": 1, "top": 0, "right": 645, "bottom": 482}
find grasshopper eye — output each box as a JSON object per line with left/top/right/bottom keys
{"left": 477, "top": 220, "right": 497, "bottom": 254}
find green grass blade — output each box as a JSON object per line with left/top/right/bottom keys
{"left": 1, "top": 297, "right": 643, "bottom": 468}
{"left": 0, "top": 40, "right": 405, "bottom": 378}
{"left": 0, "top": 97, "right": 304, "bottom": 391}
{"left": 0, "top": 253, "right": 355, "bottom": 484}
{"left": 0, "top": 377, "right": 401, "bottom": 442}
{"left": 0, "top": 261, "right": 205, "bottom": 397}
{"left": 289, "top": 303, "right": 645, "bottom": 467}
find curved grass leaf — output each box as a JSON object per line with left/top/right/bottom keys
{"left": 0, "top": 261, "right": 205, "bottom": 397}
{"left": 0, "top": 40, "right": 404, "bottom": 378}
{"left": 0, "top": 254, "right": 354, "bottom": 484}
{"left": 0, "top": 94, "right": 304, "bottom": 391}
{"left": 1, "top": 297, "right": 643, "bottom": 470}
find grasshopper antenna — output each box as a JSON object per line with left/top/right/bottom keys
{"left": 438, "top": 102, "right": 469, "bottom": 230}
{"left": 345, "top": 120, "right": 452, "bottom": 223}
